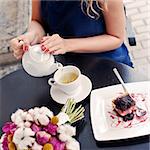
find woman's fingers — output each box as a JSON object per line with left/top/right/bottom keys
{"left": 11, "top": 38, "right": 24, "bottom": 57}
{"left": 10, "top": 38, "right": 23, "bottom": 52}
{"left": 47, "top": 45, "right": 66, "bottom": 55}
{"left": 18, "top": 36, "right": 30, "bottom": 52}
{"left": 13, "top": 48, "right": 23, "bottom": 55}
{"left": 52, "top": 49, "right": 65, "bottom": 55}
{"left": 47, "top": 45, "right": 61, "bottom": 53}
{"left": 11, "top": 35, "right": 30, "bottom": 49}
{"left": 43, "top": 39, "right": 62, "bottom": 50}
{"left": 41, "top": 36, "right": 49, "bottom": 43}
{"left": 10, "top": 38, "right": 21, "bottom": 50}
{"left": 22, "top": 45, "right": 29, "bottom": 52}
{"left": 41, "top": 34, "right": 62, "bottom": 51}
{"left": 13, "top": 49, "right": 23, "bottom": 59}
{"left": 13, "top": 53, "right": 22, "bottom": 60}
{"left": 41, "top": 34, "right": 59, "bottom": 45}
{"left": 10, "top": 34, "right": 31, "bottom": 59}
{"left": 40, "top": 34, "right": 67, "bottom": 55}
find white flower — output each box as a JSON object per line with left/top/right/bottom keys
{"left": 11, "top": 109, "right": 33, "bottom": 127}
{"left": 26, "top": 113, "right": 34, "bottom": 121}
{"left": 13, "top": 127, "right": 35, "bottom": 149}
{"left": 57, "top": 112, "right": 70, "bottom": 125}
{"left": 0, "top": 134, "right": 5, "bottom": 150}
{"left": 10, "top": 107, "right": 53, "bottom": 127}
{"left": 24, "top": 121, "right": 32, "bottom": 128}
{"left": 29, "top": 107, "right": 53, "bottom": 126}
{"left": 11, "top": 109, "right": 24, "bottom": 122}
{"left": 37, "top": 114, "right": 49, "bottom": 126}
{"left": 57, "top": 124, "right": 76, "bottom": 136}
{"left": 57, "top": 124, "right": 76, "bottom": 142}
{"left": 59, "top": 133, "right": 72, "bottom": 142}
{"left": 40, "top": 107, "right": 53, "bottom": 118}
{"left": 66, "top": 138, "right": 80, "bottom": 150}
{"left": 32, "top": 141, "right": 43, "bottom": 150}
{"left": 28, "top": 108, "right": 35, "bottom": 117}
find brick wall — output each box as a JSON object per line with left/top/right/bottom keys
{"left": 124, "top": 0, "right": 150, "bottom": 78}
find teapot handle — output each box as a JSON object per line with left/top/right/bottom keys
{"left": 48, "top": 78, "right": 56, "bottom": 86}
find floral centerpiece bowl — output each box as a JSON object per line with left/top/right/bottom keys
{"left": 0, "top": 99, "right": 85, "bottom": 150}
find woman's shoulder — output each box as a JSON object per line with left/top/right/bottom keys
{"left": 98, "top": 0, "right": 124, "bottom": 10}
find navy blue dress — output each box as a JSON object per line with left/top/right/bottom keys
{"left": 41, "top": 1, "right": 133, "bottom": 66}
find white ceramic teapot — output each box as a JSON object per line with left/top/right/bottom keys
{"left": 22, "top": 44, "right": 62, "bottom": 77}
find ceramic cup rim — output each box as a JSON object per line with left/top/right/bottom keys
{"left": 54, "top": 65, "right": 81, "bottom": 86}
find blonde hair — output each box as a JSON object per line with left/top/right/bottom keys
{"left": 81, "top": 0, "right": 108, "bottom": 19}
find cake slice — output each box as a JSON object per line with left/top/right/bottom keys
{"left": 112, "top": 94, "right": 136, "bottom": 121}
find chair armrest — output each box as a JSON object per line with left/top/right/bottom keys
{"left": 126, "top": 17, "right": 137, "bottom": 46}
{"left": 124, "top": 5, "right": 136, "bottom": 46}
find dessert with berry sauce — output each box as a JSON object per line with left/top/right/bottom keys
{"left": 112, "top": 94, "right": 136, "bottom": 122}
{"left": 110, "top": 92, "right": 149, "bottom": 129}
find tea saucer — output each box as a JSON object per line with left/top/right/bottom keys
{"left": 50, "top": 75, "right": 92, "bottom": 104}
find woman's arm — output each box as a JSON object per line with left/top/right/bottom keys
{"left": 28, "top": 0, "right": 46, "bottom": 44}
{"left": 41, "top": 0, "right": 126, "bottom": 55}
{"left": 9, "top": 0, "right": 46, "bottom": 59}
{"left": 66, "top": 0, "right": 126, "bottom": 53}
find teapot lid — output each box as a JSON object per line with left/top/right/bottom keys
{"left": 29, "top": 45, "right": 50, "bottom": 63}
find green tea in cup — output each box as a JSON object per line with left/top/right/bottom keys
{"left": 59, "top": 72, "right": 78, "bottom": 84}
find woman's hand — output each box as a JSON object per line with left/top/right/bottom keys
{"left": 10, "top": 31, "right": 37, "bottom": 59}
{"left": 41, "top": 34, "right": 69, "bottom": 55}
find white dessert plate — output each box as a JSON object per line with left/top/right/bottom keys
{"left": 90, "top": 81, "right": 150, "bottom": 141}
{"left": 50, "top": 74, "right": 92, "bottom": 104}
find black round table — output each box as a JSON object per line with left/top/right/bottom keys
{"left": 0, "top": 54, "right": 149, "bottom": 150}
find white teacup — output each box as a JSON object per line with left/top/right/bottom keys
{"left": 48, "top": 65, "right": 81, "bottom": 95}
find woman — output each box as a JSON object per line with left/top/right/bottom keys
{"left": 10, "top": 0, "right": 133, "bottom": 67}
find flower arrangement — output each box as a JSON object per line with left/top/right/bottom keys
{"left": 0, "top": 99, "right": 85, "bottom": 150}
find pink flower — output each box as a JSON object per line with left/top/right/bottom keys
{"left": 43, "top": 123, "right": 58, "bottom": 135}
{"left": 50, "top": 137, "right": 59, "bottom": 146}
{"left": 50, "top": 137, "right": 65, "bottom": 150}
{"left": 2, "top": 135, "right": 8, "bottom": 150}
{"left": 31, "top": 123, "right": 41, "bottom": 133}
{"left": 55, "top": 142, "right": 65, "bottom": 150}
{"left": 2, "top": 122, "right": 17, "bottom": 134}
{"left": 36, "top": 131, "right": 51, "bottom": 145}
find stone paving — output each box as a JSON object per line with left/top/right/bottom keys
{"left": 0, "top": 0, "right": 150, "bottom": 79}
